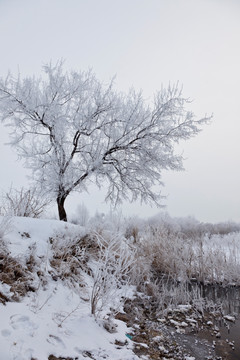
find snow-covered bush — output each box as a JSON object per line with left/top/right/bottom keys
{"left": 50, "top": 226, "right": 95, "bottom": 289}
{"left": 137, "top": 217, "right": 240, "bottom": 286}
{"left": 0, "top": 187, "right": 50, "bottom": 218}
{"left": 90, "top": 232, "right": 135, "bottom": 318}
{"left": 0, "top": 245, "right": 38, "bottom": 302}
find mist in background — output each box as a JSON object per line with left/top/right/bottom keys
{"left": 0, "top": 0, "right": 239, "bottom": 222}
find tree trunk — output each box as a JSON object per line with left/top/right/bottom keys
{"left": 57, "top": 195, "right": 67, "bottom": 221}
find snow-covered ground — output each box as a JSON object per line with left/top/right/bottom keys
{"left": 0, "top": 217, "right": 139, "bottom": 360}
{"left": 1, "top": 215, "right": 240, "bottom": 360}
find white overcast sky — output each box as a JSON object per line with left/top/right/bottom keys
{"left": 0, "top": 0, "right": 240, "bottom": 223}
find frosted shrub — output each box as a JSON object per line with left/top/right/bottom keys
{"left": 0, "top": 187, "right": 50, "bottom": 218}
{"left": 90, "top": 232, "right": 135, "bottom": 318}
{"left": 139, "top": 219, "right": 240, "bottom": 285}
{"left": 50, "top": 226, "right": 94, "bottom": 287}
{"left": 199, "top": 233, "right": 240, "bottom": 284}
{"left": 139, "top": 225, "right": 193, "bottom": 281}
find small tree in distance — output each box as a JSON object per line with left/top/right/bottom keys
{"left": 0, "top": 61, "right": 211, "bottom": 221}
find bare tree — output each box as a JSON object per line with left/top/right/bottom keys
{"left": 0, "top": 61, "right": 211, "bottom": 221}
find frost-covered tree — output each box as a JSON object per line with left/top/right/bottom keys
{"left": 0, "top": 61, "right": 210, "bottom": 221}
